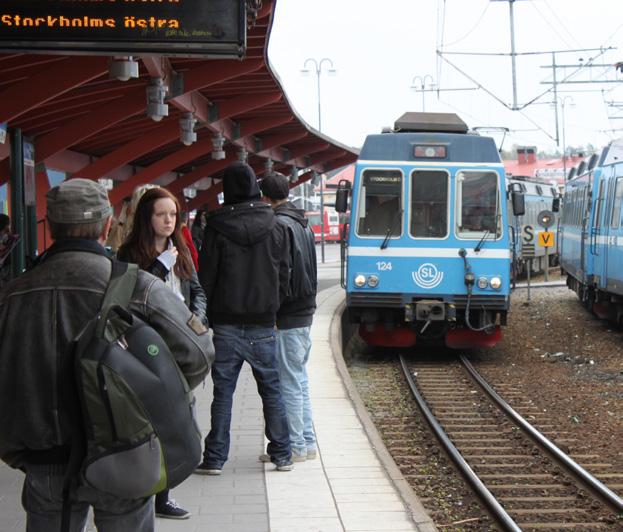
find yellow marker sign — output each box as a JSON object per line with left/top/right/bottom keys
{"left": 538, "top": 231, "right": 555, "bottom": 247}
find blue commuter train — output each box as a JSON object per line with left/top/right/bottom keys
{"left": 335, "top": 113, "right": 525, "bottom": 349}
{"left": 559, "top": 138, "right": 623, "bottom": 322}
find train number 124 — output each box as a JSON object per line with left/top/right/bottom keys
{"left": 376, "top": 261, "right": 392, "bottom": 271}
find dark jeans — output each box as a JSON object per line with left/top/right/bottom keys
{"left": 22, "top": 463, "right": 154, "bottom": 532}
{"left": 203, "top": 324, "right": 291, "bottom": 467}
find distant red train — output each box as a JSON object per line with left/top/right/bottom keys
{"left": 305, "top": 210, "right": 343, "bottom": 243}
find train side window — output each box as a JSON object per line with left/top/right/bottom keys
{"left": 410, "top": 170, "right": 449, "bottom": 238}
{"left": 356, "top": 169, "right": 403, "bottom": 237}
{"left": 536, "top": 185, "right": 544, "bottom": 196}
{"left": 456, "top": 170, "right": 500, "bottom": 238}
{"left": 611, "top": 178, "right": 623, "bottom": 229}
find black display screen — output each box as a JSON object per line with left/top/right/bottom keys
{"left": 0, "top": 0, "right": 246, "bottom": 57}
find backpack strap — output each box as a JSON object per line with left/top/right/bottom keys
{"left": 60, "top": 260, "right": 138, "bottom": 532}
{"left": 102, "top": 260, "right": 139, "bottom": 310}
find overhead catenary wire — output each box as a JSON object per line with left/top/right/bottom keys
{"left": 443, "top": 2, "right": 490, "bottom": 47}
{"left": 533, "top": 0, "right": 581, "bottom": 49}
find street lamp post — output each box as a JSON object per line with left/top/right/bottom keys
{"left": 410, "top": 75, "right": 435, "bottom": 111}
{"left": 302, "top": 57, "right": 335, "bottom": 263}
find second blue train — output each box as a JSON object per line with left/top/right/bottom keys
{"left": 559, "top": 138, "right": 623, "bottom": 322}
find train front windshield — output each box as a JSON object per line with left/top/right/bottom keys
{"left": 356, "top": 170, "right": 402, "bottom": 237}
{"left": 456, "top": 171, "right": 501, "bottom": 237}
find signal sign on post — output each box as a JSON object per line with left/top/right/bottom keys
{"left": 538, "top": 231, "right": 555, "bottom": 247}
{"left": 522, "top": 243, "right": 535, "bottom": 257}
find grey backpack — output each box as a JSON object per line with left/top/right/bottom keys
{"left": 71, "top": 261, "right": 202, "bottom": 498}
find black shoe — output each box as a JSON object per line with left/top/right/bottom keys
{"left": 155, "top": 499, "right": 190, "bottom": 520}
{"left": 195, "top": 461, "right": 222, "bottom": 475}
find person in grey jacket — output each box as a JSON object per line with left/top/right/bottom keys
{"left": 0, "top": 179, "right": 214, "bottom": 532}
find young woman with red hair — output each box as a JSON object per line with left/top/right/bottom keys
{"left": 117, "top": 186, "right": 207, "bottom": 520}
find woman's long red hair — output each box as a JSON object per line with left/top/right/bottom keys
{"left": 119, "top": 187, "right": 193, "bottom": 279}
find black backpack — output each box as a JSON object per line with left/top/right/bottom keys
{"left": 61, "top": 261, "right": 202, "bottom": 530}
{"left": 74, "top": 260, "right": 202, "bottom": 495}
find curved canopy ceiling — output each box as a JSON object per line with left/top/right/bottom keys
{"left": 0, "top": 0, "right": 357, "bottom": 211}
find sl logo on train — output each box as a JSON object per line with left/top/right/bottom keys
{"left": 412, "top": 263, "right": 444, "bottom": 289}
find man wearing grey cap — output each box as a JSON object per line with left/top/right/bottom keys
{"left": 0, "top": 178, "right": 214, "bottom": 532}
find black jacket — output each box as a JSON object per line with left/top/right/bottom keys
{"left": 274, "top": 202, "right": 317, "bottom": 328}
{"left": 199, "top": 201, "right": 290, "bottom": 327}
{"left": 116, "top": 247, "right": 208, "bottom": 325}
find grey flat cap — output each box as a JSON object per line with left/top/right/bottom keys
{"left": 46, "top": 178, "right": 112, "bottom": 224}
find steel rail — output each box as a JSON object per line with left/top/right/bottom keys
{"left": 398, "top": 355, "right": 521, "bottom": 532}
{"left": 460, "top": 355, "right": 623, "bottom": 513}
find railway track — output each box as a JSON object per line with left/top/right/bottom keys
{"left": 399, "top": 355, "right": 623, "bottom": 530}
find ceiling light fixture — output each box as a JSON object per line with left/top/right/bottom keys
{"left": 237, "top": 147, "right": 248, "bottom": 163}
{"left": 211, "top": 132, "right": 226, "bottom": 159}
{"left": 109, "top": 56, "right": 139, "bottom": 81}
{"left": 146, "top": 77, "right": 168, "bottom": 122}
{"left": 179, "top": 112, "right": 197, "bottom": 146}
{"left": 290, "top": 166, "right": 299, "bottom": 183}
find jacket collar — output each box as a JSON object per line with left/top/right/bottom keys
{"left": 37, "top": 238, "right": 108, "bottom": 265}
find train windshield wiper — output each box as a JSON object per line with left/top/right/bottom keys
{"left": 474, "top": 213, "right": 500, "bottom": 253}
{"left": 474, "top": 229, "right": 490, "bottom": 253}
{"left": 380, "top": 209, "right": 403, "bottom": 250}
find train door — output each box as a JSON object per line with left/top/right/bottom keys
{"left": 604, "top": 175, "right": 623, "bottom": 293}
{"left": 589, "top": 178, "right": 606, "bottom": 280}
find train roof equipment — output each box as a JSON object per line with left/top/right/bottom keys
{"left": 393, "top": 112, "right": 468, "bottom": 134}
{"left": 360, "top": 112, "right": 499, "bottom": 164}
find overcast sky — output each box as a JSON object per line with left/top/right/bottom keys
{"left": 267, "top": 0, "right": 623, "bottom": 155}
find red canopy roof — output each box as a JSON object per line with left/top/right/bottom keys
{"left": 0, "top": 0, "right": 357, "bottom": 214}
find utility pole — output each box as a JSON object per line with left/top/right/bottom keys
{"left": 541, "top": 56, "right": 619, "bottom": 146}
{"left": 508, "top": 0, "right": 519, "bottom": 110}
{"left": 491, "top": 0, "right": 526, "bottom": 110}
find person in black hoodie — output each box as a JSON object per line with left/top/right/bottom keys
{"left": 195, "top": 162, "right": 293, "bottom": 474}
{"left": 259, "top": 172, "right": 318, "bottom": 463}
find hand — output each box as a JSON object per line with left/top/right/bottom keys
{"left": 157, "top": 247, "right": 178, "bottom": 270}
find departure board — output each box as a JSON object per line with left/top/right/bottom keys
{"left": 0, "top": 0, "right": 246, "bottom": 57}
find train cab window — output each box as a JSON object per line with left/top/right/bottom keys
{"left": 456, "top": 171, "right": 501, "bottom": 238}
{"left": 410, "top": 170, "right": 448, "bottom": 238}
{"left": 356, "top": 169, "right": 402, "bottom": 237}
{"left": 611, "top": 178, "right": 623, "bottom": 229}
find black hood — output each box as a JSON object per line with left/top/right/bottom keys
{"left": 222, "top": 162, "right": 261, "bottom": 205}
{"left": 206, "top": 201, "right": 276, "bottom": 246}
{"left": 274, "top": 201, "right": 308, "bottom": 228}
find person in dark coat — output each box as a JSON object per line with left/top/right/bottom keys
{"left": 195, "top": 162, "right": 293, "bottom": 474}
{"left": 190, "top": 208, "right": 206, "bottom": 252}
{"left": 260, "top": 172, "right": 318, "bottom": 462}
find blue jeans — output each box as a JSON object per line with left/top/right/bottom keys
{"left": 22, "top": 463, "right": 154, "bottom": 532}
{"left": 204, "top": 324, "right": 291, "bottom": 467}
{"left": 276, "top": 327, "right": 316, "bottom": 455}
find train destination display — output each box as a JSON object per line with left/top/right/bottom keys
{"left": 0, "top": 0, "right": 246, "bottom": 57}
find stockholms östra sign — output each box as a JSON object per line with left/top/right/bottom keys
{"left": 0, "top": 0, "right": 246, "bottom": 57}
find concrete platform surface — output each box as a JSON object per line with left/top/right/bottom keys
{"left": 0, "top": 280, "right": 436, "bottom": 532}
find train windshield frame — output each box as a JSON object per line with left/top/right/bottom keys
{"left": 355, "top": 168, "right": 403, "bottom": 238}
{"left": 409, "top": 169, "right": 450, "bottom": 239}
{"left": 456, "top": 170, "right": 502, "bottom": 239}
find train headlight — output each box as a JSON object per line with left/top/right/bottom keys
{"left": 367, "top": 275, "right": 379, "bottom": 288}
{"left": 490, "top": 276, "right": 502, "bottom": 290}
{"left": 354, "top": 274, "right": 367, "bottom": 287}
{"left": 477, "top": 277, "right": 489, "bottom": 289}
